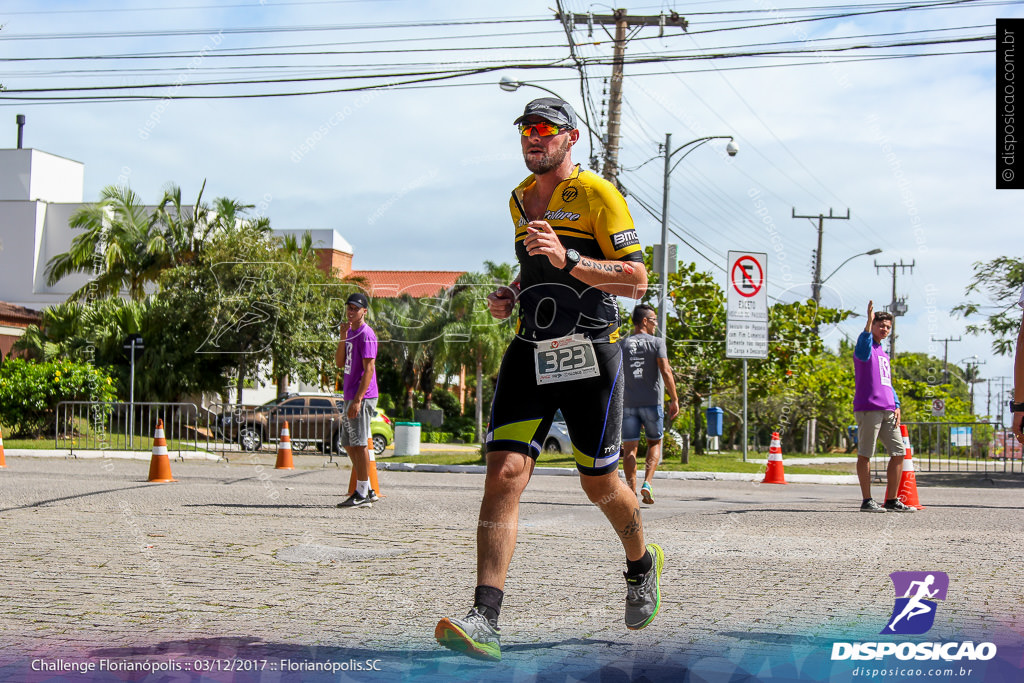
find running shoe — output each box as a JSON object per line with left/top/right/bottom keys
{"left": 435, "top": 608, "right": 501, "bottom": 661}
{"left": 641, "top": 482, "right": 655, "bottom": 505}
{"left": 624, "top": 543, "right": 664, "bottom": 630}
{"left": 884, "top": 499, "right": 916, "bottom": 513}
{"left": 336, "top": 492, "right": 372, "bottom": 508}
{"left": 860, "top": 499, "right": 886, "bottom": 513}
{"left": 366, "top": 489, "right": 380, "bottom": 503}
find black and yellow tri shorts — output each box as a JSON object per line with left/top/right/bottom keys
{"left": 485, "top": 336, "right": 623, "bottom": 476}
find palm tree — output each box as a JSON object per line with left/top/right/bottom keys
{"left": 439, "top": 263, "right": 517, "bottom": 441}
{"left": 46, "top": 185, "right": 164, "bottom": 301}
{"left": 373, "top": 294, "right": 449, "bottom": 415}
{"left": 11, "top": 301, "right": 85, "bottom": 361}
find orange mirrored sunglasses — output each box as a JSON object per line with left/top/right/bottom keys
{"left": 518, "top": 121, "right": 566, "bottom": 137}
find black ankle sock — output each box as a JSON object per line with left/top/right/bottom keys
{"left": 474, "top": 585, "right": 504, "bottom": 625}
{"left": 626, "top": 549, "right": 653, "bottom": 578}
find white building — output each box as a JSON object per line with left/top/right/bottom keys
{"left": 0, "top": 148, "right": 91, "bottom": 309}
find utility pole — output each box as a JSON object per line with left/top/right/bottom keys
{"left": 791, "top": 208, "right": 850, "bottom": 305}
{"left": 997, "top": 376, "right": 1012, "bottom": 426}
{"left": 931, "top": 336, "right": 961, "bottom": 384}
{"left": 874, "top": 259, "right": 915, "bottom": 358}
{"left": 964, "top": 359, "right": 985, "bottom": 416}
{"left": 790, "top": 208, "right": 848, "bottom": 454}
{"left": 556, "top": 8, "right": 688, "bottom": 185}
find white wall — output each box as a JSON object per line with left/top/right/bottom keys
{"left": 0, "top": 149, "right": 83, "bottom": 203}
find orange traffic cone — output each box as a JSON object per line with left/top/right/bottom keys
{"left": 763, "top": 431, "right": 787, "bottom": 484}
{"left": 896, "top": 424, "right": 925, "bottom": 509}
{"left": 348, "top": 436, "right": 383, "bottom": 497}
{"left": 147, "top": 418, "right": 176, "bottom": 483}
{"left": 275, "top": 421, "right": 295, "bottom": 470}
{"left": 0, "top": 425, "right": 7, "bottom": 468}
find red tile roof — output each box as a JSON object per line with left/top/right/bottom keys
{"left": 0, "top": 301, "right": 42, "bottom": 327}
{"left": 349, "top": 270, "right": 465, "bottom": 299}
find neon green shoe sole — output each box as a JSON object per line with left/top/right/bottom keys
{"left": 435, "top": 611, "right": 501, "bottom": 661}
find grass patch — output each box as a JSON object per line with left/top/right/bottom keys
{"left": 5, "top": 436, "right": 205, "bottom": 451}
{"left": 377, "top": 449, "right": 855, "bottom": 476}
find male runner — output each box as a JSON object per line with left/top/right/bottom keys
{"left": 621, "top": 303, "right": 680, "bottom": 504}
{"left": 435, "top": 97, "right": 663, "bottom": 661}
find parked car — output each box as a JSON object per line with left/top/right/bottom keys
{"left": 542, "top": 411, "right": 572, "bottom": 453}
{"left": 217, "top": 393, "right": 394, "bottom": 455}
{"left": 370, "top": 408, "right": 394, "bottom": 456}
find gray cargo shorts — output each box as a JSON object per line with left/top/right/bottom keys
{"left": 340, "top": 397, "right": 377, "bottom": 448}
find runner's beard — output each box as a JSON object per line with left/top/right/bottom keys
{"left": 524, "top": 135, "right": 570, "bottom": 175}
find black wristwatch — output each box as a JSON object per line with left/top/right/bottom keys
{"left": 562, "top": 248, "right": 580, "bottom": 273}
{"left": 1010, "top": 400, "right": 1024, "bottom": 413}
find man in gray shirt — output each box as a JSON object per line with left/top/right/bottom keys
{"left": 620, "top": 304, "right": 680, "bottom": 504}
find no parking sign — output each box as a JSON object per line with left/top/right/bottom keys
{"left": 726, "top": 251, "right": 768, "bottom": 359}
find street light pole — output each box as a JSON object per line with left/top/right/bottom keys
{"left": 819, "top": 248, "right": 883, "bottom": 288}
{"left": 657, "top": 133, "right": 737, "bottom": 340}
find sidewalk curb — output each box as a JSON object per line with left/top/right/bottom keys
{"left": 3, "top": 449, "right": 223, "bottom": 462}
{"left": 378, "top": 461, "right": 858, "bottom": 484}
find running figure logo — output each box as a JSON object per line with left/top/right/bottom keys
{"left": 882, "top": 571, "right": 949, "bottom": 635}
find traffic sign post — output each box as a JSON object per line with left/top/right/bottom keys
{"left": 726, "top": 251, "right": 768, "bottom": 462}
{"left": 726, "top": 251, "right": 768, "bottom": 360}
{"left": 123, "top": 334, "right": 144, "bottom": 449}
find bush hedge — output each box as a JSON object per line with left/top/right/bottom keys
{"left": 0, "top": 359, "right": 117, "bottom": 437}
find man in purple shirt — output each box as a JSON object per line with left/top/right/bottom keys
{"left": 334, "top": 292, "right": 379, "bottom": 508}
{"left": 854, "top": 300, "right": 914, "bottom": 513}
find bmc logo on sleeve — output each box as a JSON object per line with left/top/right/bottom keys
{"left": 612, "top": 229, "right": 640, "bottom": 249}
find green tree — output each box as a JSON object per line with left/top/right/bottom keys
{"left": 952, "top": 256, "right": 1024, "bottom": 356}
{"left": 644, "top": 250, "right": 851, "bottom": 453}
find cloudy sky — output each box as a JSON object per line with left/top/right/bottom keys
{"left": 1, "top": 0, "right": 1020, "bottom": 421}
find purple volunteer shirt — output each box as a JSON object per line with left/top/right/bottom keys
{"left": 853, "top": 330, "right": 897, "bottom": 412}
{"left": 343, "top": 323, "right": 378, "bottom": 401}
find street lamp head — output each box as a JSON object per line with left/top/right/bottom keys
{"left": 726, "top": 140, "right": 739, "bottom": 157}
{"left": 498, "top": 76, "right": 521, "bottom": 92}
{"left": 866, "top": 248, "right": 882, "bottom": 255}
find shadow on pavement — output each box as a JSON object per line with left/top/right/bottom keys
{"left": 0, "top": 484, "right": 156, "bottom": 513}
{"left": 915, "top": 472, "right": 1024, "bottom": 488}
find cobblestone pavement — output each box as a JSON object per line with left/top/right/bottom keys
{"left": 1, "top": 455, "right": 1022, "bottom": 682}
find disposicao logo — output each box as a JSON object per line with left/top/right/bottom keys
{"left": 883, "top": 571, "right": 948, "bottom": 635}
{"left": 830, "top": 571, "right": 997, "bottom": 663}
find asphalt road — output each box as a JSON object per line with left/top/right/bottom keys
{"left": 1, "top": 454, "right": 1022, "bottom": 682}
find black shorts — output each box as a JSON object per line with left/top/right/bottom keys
{"left": 485, "top": 337, "right": 623, "bottom": 476}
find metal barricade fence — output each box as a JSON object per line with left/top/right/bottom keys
{"left": 53, "top": 401, "right": 355, "bottom": 461}
{"left": 55, "top": 401, "right": 347, "bottom": 460}
{"left": 871, "top": 421, "right": 1021, "bottom": 477}
{"left": 207, "top": 402, "right": 343, "bottom": 458}
{"left": 55, "top": 402, "right": 206, "bottom": 457}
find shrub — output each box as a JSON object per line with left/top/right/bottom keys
{"left": 432, "top": 389, "right": 461, "bottom": 417}
{"left": 0, "top": 359, "right": 117, "bottom": 437}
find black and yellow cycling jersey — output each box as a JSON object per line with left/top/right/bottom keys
{"left": 509, "top": 164, "right": 643, "bottom": 342}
